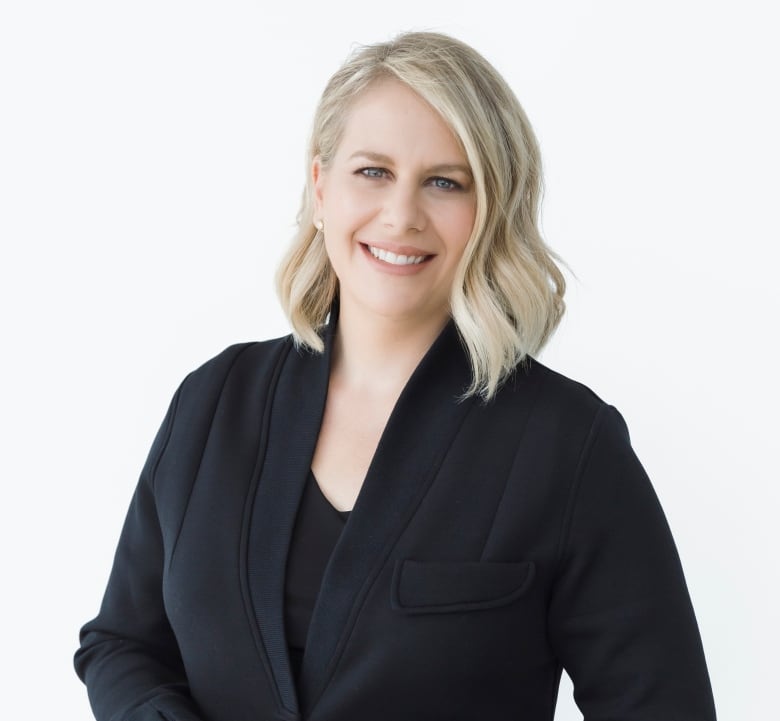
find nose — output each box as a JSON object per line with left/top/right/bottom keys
{"left": 380, "top": 182, "right": 426, "bottom": 234}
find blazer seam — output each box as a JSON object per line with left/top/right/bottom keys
{"left": 149, "top": 373, "right": 190, "bottom": 494}
{"left": 168, "top": 343, "right": 261, "bottom": 565}
{"left": 552, "top": 402, "right": 611, "bottom": 573}
{"left": 238, "top": 336, "right": 295, "bottom": 716}
{"left": 478, "top": 368, "right": 546, "bottom": 560}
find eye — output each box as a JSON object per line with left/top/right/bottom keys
{"left": 429, "top": 176, "right": 463, "bottom": 191}
{"left": 357, "top": 167, "right": 388, "bottom": 179}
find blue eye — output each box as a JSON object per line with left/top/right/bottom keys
{"left": 430, "top": 177, "right": 461, "bottom": 191}
{"left": 359, "top": 167, "right": 387, "bottom": 178}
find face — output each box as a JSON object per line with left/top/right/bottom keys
{"left": 313, "top": 78, "right": 477, "bottom": 330}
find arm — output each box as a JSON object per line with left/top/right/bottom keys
{"left": 548, "top": 405, "right": 717, "bottom": 720}
{"left": 74, "top": 384, "right": 206, "bottom": 721}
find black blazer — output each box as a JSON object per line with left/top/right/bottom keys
{"left": 75, "top": 318, "right": 716, "bottom": 721}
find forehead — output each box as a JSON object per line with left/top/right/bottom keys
{"left": 334, "top": 78, "right": 468, "bottom": 164}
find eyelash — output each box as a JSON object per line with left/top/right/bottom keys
{"left": 356, "top": 167, "right": 463, "bottom": 191}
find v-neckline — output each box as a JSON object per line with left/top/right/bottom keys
{"left": 309, "top": 470, "right": 351, "bottom": 521}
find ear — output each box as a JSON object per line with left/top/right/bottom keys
{"left": 312, "top": 155, "right": 325, "bottom": 218}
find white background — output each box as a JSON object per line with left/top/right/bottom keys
{"left": 1, "top": 1, "right": 777, "bottom": 719}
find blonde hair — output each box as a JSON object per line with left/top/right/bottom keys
{"left": 276, "top": 31, "right": 566, "bottom": 399}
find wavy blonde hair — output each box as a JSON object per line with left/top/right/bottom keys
{"left": 276, "top": 31, "right": 566, "bottom": 399}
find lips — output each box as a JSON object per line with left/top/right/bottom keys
{"left": 367, "top": 245, "right": 427, "bottom": 266}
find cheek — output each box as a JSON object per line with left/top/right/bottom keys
{"left": 323, "top": 181, "right": 379, "bottom": 229}
{"left": 440, "top": 203, "right": 476, "bottom": 255}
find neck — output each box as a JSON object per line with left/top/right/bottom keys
{"left": 330, "top": 302, "right": 449, "bottom": 395}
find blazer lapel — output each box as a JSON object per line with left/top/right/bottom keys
{"left": 299, "top": 319, "right": 476, "bottom": 714}
{"left": 246, "top": 321, "right": 335, "bottom": 716}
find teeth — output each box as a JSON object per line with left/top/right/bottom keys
{"left": 368, "top": 246, "right": 427, "bottom": 265}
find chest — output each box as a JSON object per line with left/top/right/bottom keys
{"left": 155, "top": 340, "right": 595, "bottom": 719}
{"left": 311, "top": 383, "right": 399, "bottom": 512}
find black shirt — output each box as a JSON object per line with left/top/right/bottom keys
{"left": 284, "top": 471, "right": 350, "bottom": 682}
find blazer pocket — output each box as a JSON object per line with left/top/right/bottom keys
{"left": 391, "top": 559, "right": 535, "bottom": 615}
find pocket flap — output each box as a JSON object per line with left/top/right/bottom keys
{"left": 391, "top": 559, "right": 535, "bottom": 615}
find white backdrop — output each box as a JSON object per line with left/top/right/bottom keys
{"left": 1, "top": 1, "right": 777, "bottom": 719}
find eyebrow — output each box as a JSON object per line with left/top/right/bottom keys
{"left": 348, "top": 150, "right": 473, "bottom": 178}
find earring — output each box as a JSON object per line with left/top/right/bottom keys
{"left": 314, "top": 219, "right": 324, "bottom": 232}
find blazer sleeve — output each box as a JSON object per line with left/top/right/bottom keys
{"left": 74, "top": 381, "right": 206, "bottom": 721}
{"left": 547, "top": 404, "right": 717, "bottom": 721}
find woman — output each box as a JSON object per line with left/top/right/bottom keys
{"left": 75, "top": 32, "right": 717, "bottom": 721}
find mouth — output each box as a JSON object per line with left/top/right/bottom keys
{"left": 362, "top": 243, "right": 432, "bottom": 266}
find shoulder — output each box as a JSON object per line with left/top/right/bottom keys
{"left": 146, "top": 335, "right": 297, "bottom": 489}
{"left": 494, "top": 357, "right": 639, "bottom": 477}
{"left": 158, "top": 335, "right": 296, "bottom": 439}
{"left": 508, "top": 357, "right": 611, "bottom": 429}
{"left": 178, "top": 335, "right": 295, "bottom": 398}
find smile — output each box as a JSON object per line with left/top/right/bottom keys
{"left": 368, "top": 245, "right": 428, "bottom": 266}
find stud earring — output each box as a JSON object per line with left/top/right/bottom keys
{"left": 314, "top": 219, "right": 324, "bottom": 231}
